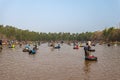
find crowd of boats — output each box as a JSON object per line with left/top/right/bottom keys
{"left": 0, "top": 40, "right": 119, "bottom": 61}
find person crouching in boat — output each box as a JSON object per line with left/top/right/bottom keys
{"left": 23, "top": 44, "right": 32, "bottom": 52}
{"left": 29, "top": 45, "right": 37, "bottom": 54}
{"left": 33, "top": 45, "right": 38, "bottom": 50}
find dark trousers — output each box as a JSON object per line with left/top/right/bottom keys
{"left": 84, "top": 50, "right": 90, "bottom": 57}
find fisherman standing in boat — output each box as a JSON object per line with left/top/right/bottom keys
{"left": 84, "top": 41, "right": 91, "bottom": 57}
{"left": 84, "top": 41, "right": 97, "bottom": 61}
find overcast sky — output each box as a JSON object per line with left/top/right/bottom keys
{"left": 0, "top": 0, "right": 120, "bottom": 33}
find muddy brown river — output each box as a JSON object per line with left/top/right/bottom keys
{"left": 0, "top": 43, "right": 120, "bottom": 80}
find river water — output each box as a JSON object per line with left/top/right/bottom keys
{"left": 0, "top": 43, "right": 120, "bottom": 80}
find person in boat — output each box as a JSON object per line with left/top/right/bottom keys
{"left": 29, "top": 48, "right": 36, "bottom": 54}
{"left": 11, "top": 44, "right": 15, "bottom": 48}
{"left": 73, "top": 44, "right": 79, "bottom": 49}
{"left": 29, "top": 45, "right": 37, "bottom": 54}
{"left": 107, "top": 43, "right": 110, "bottom": 46}
{"left": 58, "top": 43, "right": 61, "bottom": 48}
{"left": 84, "top": 41, "right": 91, "bottom": 57}
{"left": 25, "top": 44, "right": 31, "bottom": 50}
{"left": 0, "top": 39, "right": 2, "bottom": 50}
{"left": 19, "top": 42, "right": 22, "bottom": 47}
{"left": 51, "top": 41, "right": 55, "bottom": 48}
{"left": 23, "top": 44, "right": 31, "bottom": 52}
{"left": 8, "top": 41, "right": 12, "bottom": 48}
{"left": 84, "top": 41, "right": 96, "bottom": 56}
{"left": 84, "top": 41, "right": 97, "bottom": 60}
{"left": 33, "top": 45, "right": 38, "bottom": 50}
{"left": 79, "top": 42, "right": 83, "bottom": 47}
{"left": 54, "top": 43, "right": 61, "bottom": 49}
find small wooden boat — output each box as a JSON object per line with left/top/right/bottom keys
{"left": 85, "top": 56, "right": 97, "bottom": 61}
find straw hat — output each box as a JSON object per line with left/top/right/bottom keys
{"left": 87, "top": 41, "right": 91, "bottom": 46}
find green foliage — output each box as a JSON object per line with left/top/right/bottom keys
{"left": 0, "top": 25, "right": 120, "bottom": 41}
{"left": 102, "top": 27, "right": 120, "bottom": 41}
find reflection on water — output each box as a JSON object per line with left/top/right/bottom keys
{"left": 84, "top": 61, "right": 91, "bottom": 73}
{"left": 0, "top": 43, "right": 120, "bottom": 80}
{"left": 83, "top": 61, "right": 98, "bottom": 80}
{"left": 84, "top": 61, "right": 91, "bottom": 80}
